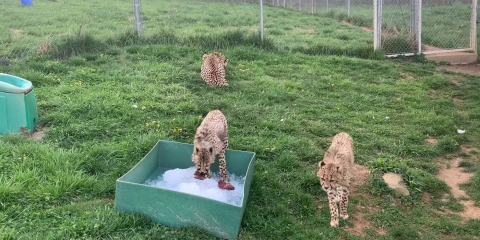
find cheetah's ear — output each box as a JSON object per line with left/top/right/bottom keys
{"left": 319, "top": 161, "right": 326, "bottom": 168}
{"left": 224, "top": 58, "right": 228, "bottom": 66}
{"left": 202, "top": 54, "right": 208, "bottom": 61}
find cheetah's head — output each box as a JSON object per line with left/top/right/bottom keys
{"left": 317, "top": 161, "right": 344, "bottom": 191}
{"left": 203, "top": 52, "right": 228, "bottom": 67}
{"left": 192, "top": 140, "right": 215, "bottom": 179}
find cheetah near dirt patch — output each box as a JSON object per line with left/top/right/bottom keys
{"left": 317, "top": 132, "right": 355, "bottom": 227}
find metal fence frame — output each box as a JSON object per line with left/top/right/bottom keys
{"left": 131, "top": 0, "right": 477, "bottom": 57}
{"left": 374, "top": 0, "right": 478, "bottom": 57}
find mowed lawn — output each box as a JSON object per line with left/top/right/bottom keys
{"left": 1, "top": 0, "right": 480, "bottom": 239}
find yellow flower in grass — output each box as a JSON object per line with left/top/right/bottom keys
{"left": 178, "top": 128, "right": 183, "bottom": 133}
{"left": 173, "top": 129, "right": 177, "bottom": 133}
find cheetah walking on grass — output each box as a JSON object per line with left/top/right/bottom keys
{"left": 317, "top": 132, "right": 355, "bottom": 227}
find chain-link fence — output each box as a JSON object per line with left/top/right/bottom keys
{"left": 375, "top": 0, "right": 477, "bottom": 55}
{"left": 422, "top": 0, "right": 474, "bottom": 52}
{"left": 379, "top": 0, "right": 417, "bottom": 55}
{"left": 0, "top": 0, "right": 476, "bottom": 58}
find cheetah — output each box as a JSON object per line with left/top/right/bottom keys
{"left": 192, "top": 110, "right": 234, "bottom": 190}
{"left": 317, "top": 132, "right": 354, "bottom": 227}
{"left": 200, "top": 52, "right": 228, "bottom": 87}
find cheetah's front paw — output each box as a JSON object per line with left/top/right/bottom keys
{"left": 340, "top": 213, "right": 349, "bottom": 220}
{"left": 330, "top": 220, "right": 339, "bottom": 228}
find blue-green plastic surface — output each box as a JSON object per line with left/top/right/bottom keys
{"left": 115, "top": 140, "right": 256, "bottom": 240}
{"left": 0, "top": 73, "right": 38, "bottom": 134}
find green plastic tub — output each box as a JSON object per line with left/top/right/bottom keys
{"left": 114, "top": 140, "right": 256, "bottom": 240}
{"left": 0, "top": 73, "right": 38, "bottom": 134}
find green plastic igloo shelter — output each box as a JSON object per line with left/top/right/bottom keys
{"left": 0, "top": 73, "right": 39, "bottom": 135}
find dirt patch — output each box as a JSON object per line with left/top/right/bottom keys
{"left": 429, "top": 90, "right": 439, "bottom": 98}
{"left": 426, "top": 138, "right": 438, "bottom": 144}
{"left": 438, "top": 157, "right": 473, "bottom": 198}
{"left": 461, "top": 146, "right": 479, "bottom": 160}
{"left": 21, "top": 125, "right": 50, "bottom": 141}
{"left": 452, "top": 97, "right": 462, "bottom": 105}
{"left": 9, "top": 29, "right": 24, "bottom": 38}
{"left": 344, "top": 210, "right": 386, "bottom": 236}
{"left": 31, "top": 127, "right": 50, "bottom": 140}
{"left": 341, "top": 21, "right": 373, "bottom": 32}
{"left": 445, "top": 74, "right": 466, "bottom": 87}
{"left": 345, "top": 165, "right": 388, "bottom": 236}
{"left": 351, "top": 164, "right": 370, "bottom": 193}
{"left": 293, "top": 27, "right": 314, "bottom": 33}
{"left": 437, "top": 64, "right": 480, "bottom": 76}
{"left": 344, "top": 193, "right": 387, "bottom": 236}
{"left": 422, "top": 192, "right": 432, "bottom": 203}
{"left": 437, "top": 156, "right": 480, "bottom": 220}
{"left": 399, "top": 72, "right": 415, "bottom": 80}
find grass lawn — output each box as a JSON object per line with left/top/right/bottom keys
{"left": 1, "top": 0, "right": 480, "bottom": 239}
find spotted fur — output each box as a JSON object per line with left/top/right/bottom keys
{"left": 317, "top": 132, "right": 354, "bottom": 227}
{"left": 192, "top": 110, "right": 230, "bottom": 181}
{"left": 200, "top": 52, "right": 228, "bottom": 87}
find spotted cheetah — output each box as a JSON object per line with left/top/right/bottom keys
{"left": 200, "top": 52, "right": 228, "bottom": 87}
{"left": 317, "top": 132, "right": 354, "bottom": 227}
{"left": 192, "top": 110, "right": 233, "bottom": 189}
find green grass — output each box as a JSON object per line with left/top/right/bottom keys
{"left": 1, "top": 0, "right": 480, "bottom": 239}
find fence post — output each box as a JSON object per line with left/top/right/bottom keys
{"left": 311, "top": 0, "right": 314, "bottom": 14}
{"left": 283, "top": 0, "right": 286, "bottom": 7}
{"left": 260, "top": 0, "right": 264, "bottom": 41}
{"left": 133, "top": 0, "right": 143, "bottom": 38}
{"left": 373, "top": 0, "right": 382, "bottom": 50}
{"left": 410, "top": 0, "right": 421, "bottom": 53}
{"left": 299, "top": 0, "right": 302, "bottom": 11}
{"left": 417, "top": 0, "right": 421, "bottom": 53}
{"left": 347, "top": 0, "right": 350, "bottom": 17}
{"left": 326, "top": 0, "right": 329, "bottom": 12}
{"left": 471, "top": 0, "right": 478, "bottom": 54}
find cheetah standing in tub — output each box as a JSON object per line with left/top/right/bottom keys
{"left": 317, "top": 132, "right": 354, "bottom": 227}
{"left": 200, "top": 52, "right": 229, "bottom": 87}
{"left": 192, "top": 110, "right": 234, "bottom": 190}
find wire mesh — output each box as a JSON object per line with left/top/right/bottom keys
{"left": 380, "top": 0, "right": 416, "bottom": 55}
{"left": 421, "top": 0, "right": 473, "bottom": 52}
